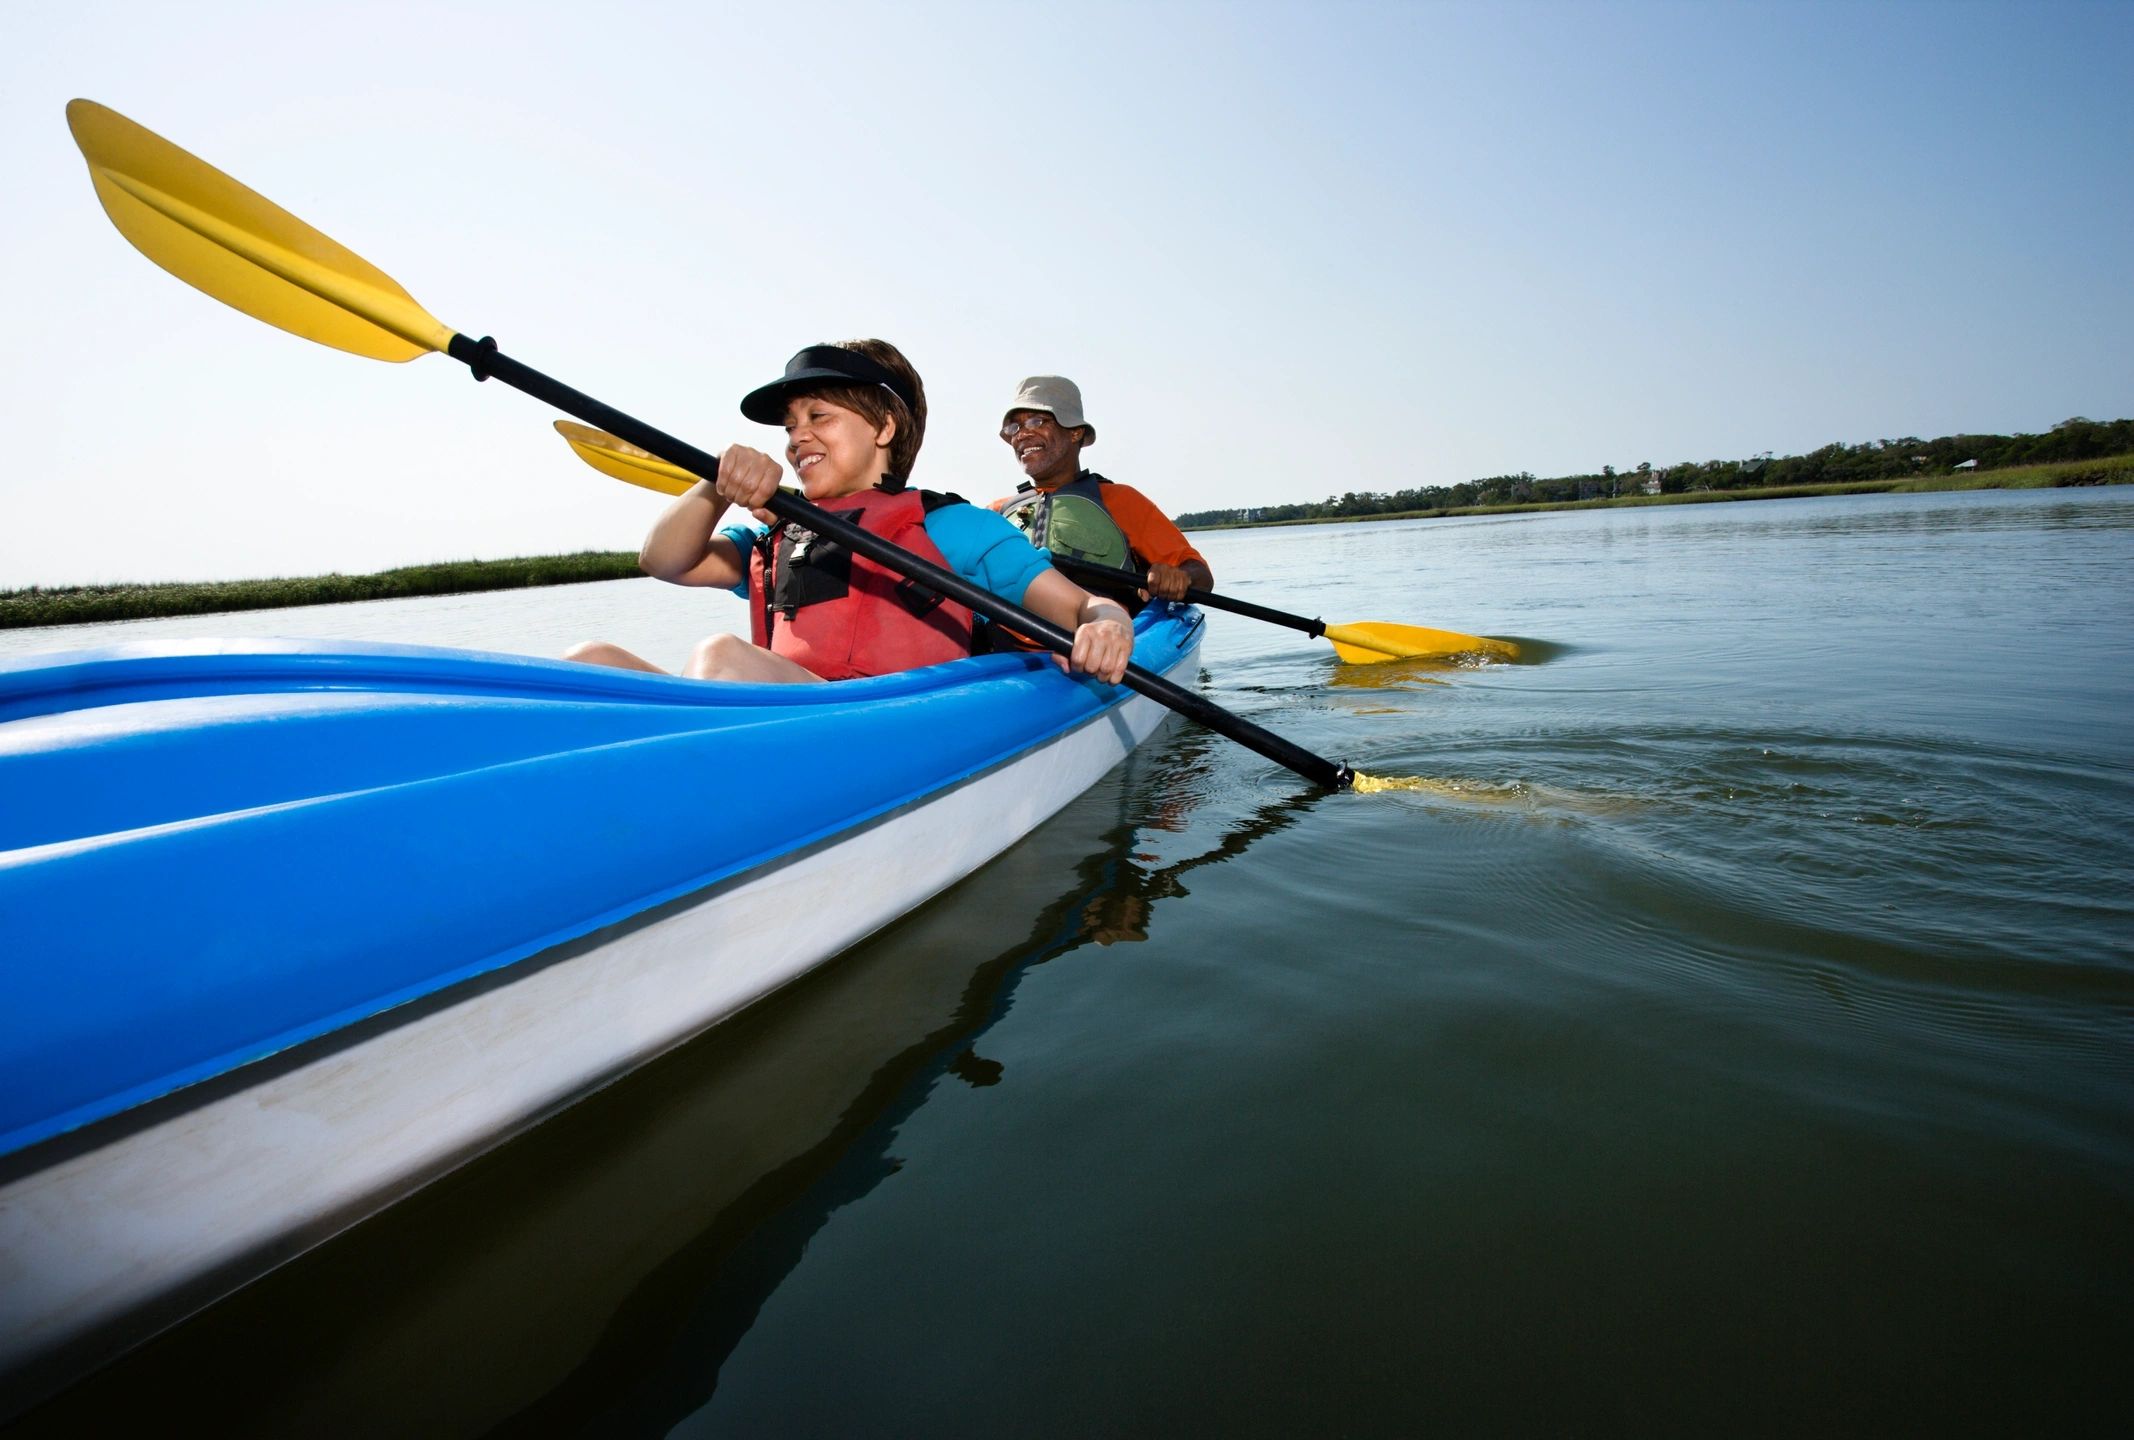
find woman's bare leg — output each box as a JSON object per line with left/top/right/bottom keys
{"left": 563, "top": 640, "right": 669, "bottom": 674}
{"left": 686, "top": 633, "right": 825, "bottom": 683}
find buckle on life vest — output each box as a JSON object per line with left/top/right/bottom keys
{"left": 894, "top": 577, "right": 945, "bottom": 617}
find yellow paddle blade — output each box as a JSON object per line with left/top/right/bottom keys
{"left": 554, "top": 420, "right": 700, "bottom": 495}
{"left": 1324, "top": 620, "right": 1520, "bottom": 664}
{"left": 65, "top": 100, "right": 455, "bottom": 361}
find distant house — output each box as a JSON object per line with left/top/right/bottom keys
{"left": 1953, "top": 458, "right": 1979, "bottom": 470}
{"left": 1641, "top": 477, "right": 1662, "bottom": 495}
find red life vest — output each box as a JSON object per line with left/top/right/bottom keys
{"left": 746, "top": 486, "right": 977, "bottom": 680}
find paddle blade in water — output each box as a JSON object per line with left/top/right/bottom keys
{"left": 65, "top": 100, "right": 454, "bottom": 361}
{"left": 1351, "top": 773, "right": 1459, "bottom": 794}
{"left": 1324, "top": 620, "right": 1520, "bottom": 664}
{"left": 555, "top": 421, "right": 699, "bottom": 495}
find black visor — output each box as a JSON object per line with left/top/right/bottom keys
{"left": 739, "top": 345, "right": 918, "bottom": 425}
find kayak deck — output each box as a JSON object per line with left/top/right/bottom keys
{"left": 0, "top": 607, "right": 1202, "bottom": 1160}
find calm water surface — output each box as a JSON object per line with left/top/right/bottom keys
{"left": 8, "top": 488, "right": 2132, "bottom": 1436}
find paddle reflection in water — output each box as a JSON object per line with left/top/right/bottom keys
{"left": 5, "top": 730, "right": 1315, "bottom": 1439}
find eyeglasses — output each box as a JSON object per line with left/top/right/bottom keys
{"left": 1000, "top": 413, "right": 1058, "bottom": 441}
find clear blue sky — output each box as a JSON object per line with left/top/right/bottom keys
{"left": 3, "top": 0, "right": 2128, "bottom": 586}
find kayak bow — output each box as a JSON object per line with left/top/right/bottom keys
{"left": 0, "top": 608, "right": 1200, "bottom": 1410}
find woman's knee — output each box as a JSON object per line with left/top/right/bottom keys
{"left": 687, "top": 633, "right": 821, "bottom": 683}
{"left": 686, "top": 632, "right": 755, "bottom": 680}
{"left": 564, "top": 640, "right": 662, "bottom": 674}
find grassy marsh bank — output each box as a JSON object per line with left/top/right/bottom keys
{"left": 1, "top": 551, "right": 639, "bottom": 630}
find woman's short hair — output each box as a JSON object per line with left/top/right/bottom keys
{"left": 811, "top": 339, "right": 926, "bottom": 480}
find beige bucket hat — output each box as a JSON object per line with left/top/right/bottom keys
{"left": 1004, "top": 375, "right": 1094, "bottom": 442}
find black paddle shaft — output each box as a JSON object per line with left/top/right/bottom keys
{"left": 1047, "top": 554, "right": 1328, "bottom": 638}
{"left": 445, "top": 335, "right": 1354, "bottom": 790}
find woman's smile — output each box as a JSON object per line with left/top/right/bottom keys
{"left": 784, "top": 397, "right": 890, "bottom": 498}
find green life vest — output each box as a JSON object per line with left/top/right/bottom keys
{"left": 999, "top": 471, "right": 1146, "bottom": 610}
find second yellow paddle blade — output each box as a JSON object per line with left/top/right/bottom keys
{"left": 65, "top": 100, "right": 454, "bottom": 361}
{"left": 554, "top": 421, "right": 701, "bottom": 495}
{"left": 1324, "top": 620, "right": 1520, "bottom": 664}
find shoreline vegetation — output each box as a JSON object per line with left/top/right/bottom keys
{"left": 6, "top": 444, "right": 2131, "bottom": 631}
{"left": 1180, "top": 451, "right": 2134, "bottom": 531}
{"left": 2, "top": 551, "right": 640, "bottom": 631}
{"left": 1176, "top": 416, "right": 2134, "bottom": 529}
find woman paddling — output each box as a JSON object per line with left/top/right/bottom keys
{"left": 567, "top": 340, "right": 1135, "bottom": 685}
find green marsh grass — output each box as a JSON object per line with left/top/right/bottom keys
{"left": 2, "top": 551, "right": 641, "bottom": 629}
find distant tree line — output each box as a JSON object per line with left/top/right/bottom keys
{"left": 1176, "top": 417, "right": 2134, "bottom": 527}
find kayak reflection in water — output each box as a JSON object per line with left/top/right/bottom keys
{"left": 479, "top": 742, "right": 1325, "bottom": 1436}
{"left": 564, "top": 340, "right": 1135, "bottom": 685}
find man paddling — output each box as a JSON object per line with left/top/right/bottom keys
{"left": 992, "top": 376, "right": 1213, "bottom": 610}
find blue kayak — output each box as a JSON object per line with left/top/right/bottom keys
{"left": 0, "top": 603, "right": 1202, "bottom": 1408}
